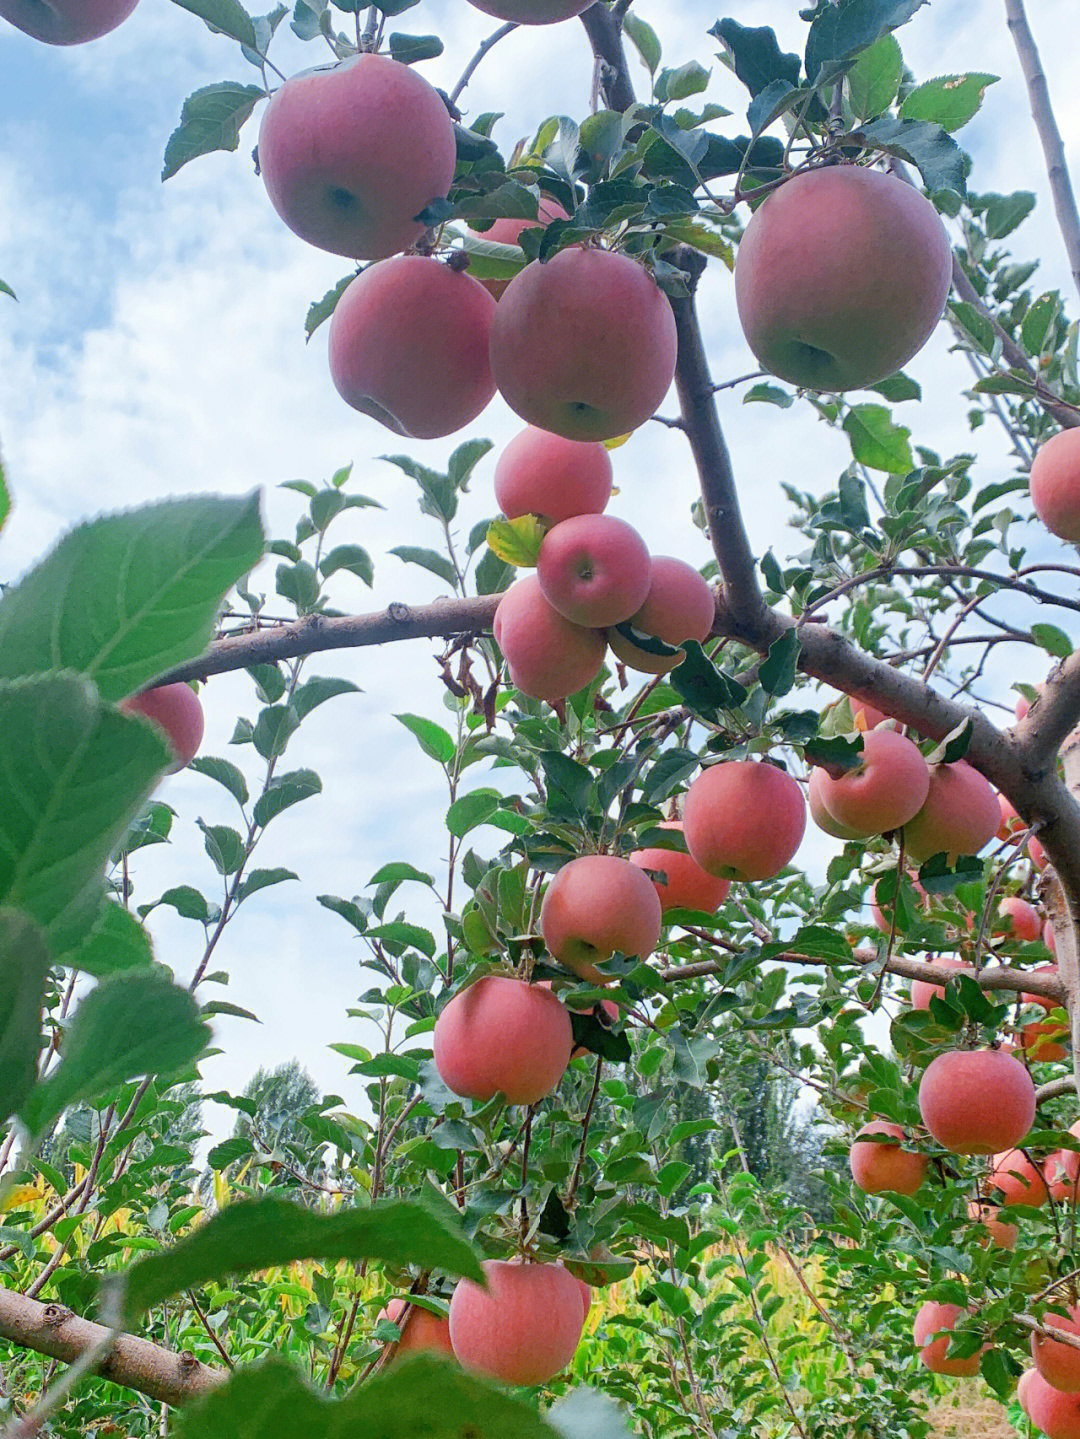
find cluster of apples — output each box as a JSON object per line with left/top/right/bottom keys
{"left": 0, "top": 0, "right": 139, "bottom": 45}
{"left": 490, "top": 426, "right": 717, "bottom": 702}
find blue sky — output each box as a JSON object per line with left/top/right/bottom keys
{"left": 1, "top": 0, "right": 1077, "bottom": 1135}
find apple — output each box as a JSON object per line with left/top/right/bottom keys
{"left": 1032, "top": 1307, "right": 1080, "bottom": 1393}
{"left": 0, "top": 0, "right": 139, "bottom": 41}
{"left": 734, "top": 165, "right": 953, "bottom": 391}
{"left": 540, "top": 854, "right": 662, "bottom": 983}
{"left": 682, "top": 761, "right": 806, "bottom": 882}
{"left": 378, "top": 1298, "right": 455, "bottom": 1359}
{"left": 966, "top": 1200, "right": 1018, "bottom": 1249}
{"left": 848, "top": 1121, "right": 927, "bottom": 1196}
{"left": 918, "top": 1048, "right": 1035, "bottom": 1155}
{"left": 493, "top": 575, "right": 606, "bottom": 701}
{"left": 536, "top": 514, "right": 651, "bottom": 627}
{"left": 1030, "top": 429, "right": 1080, "bottom": 542}
{"left": 490, "top": 247, "right": 679, "bottom": 441}
{"left": 1045, "top": 1123, "right": 1080, "bottom": 1204}
{"left": 808, "top": 768, "right": 862, "bottom": 840}
{"left": 811, "top": 729, "right": 930, "bottom": 837}
{"left": 913, "top": 1301, "right": 982, "bottom": 1377}
{"left": 903, "top": 760, "right": 1001, "bottom": 862}
{"left": 328, "top": 256, "right": 496, "bottom": 439}
{"left": 630, "top": 822, "right": 731, "bottom": 915}
{"left": 464, "top": 0, "right": 593, "bottom": 19}
{"left": 1019, "top": 1367, "right": 1080, "bottom": 1439}
{"left": 990, "top": 1147, "right": 1051, "bottom": 1208}
{"left": 494, "top": 427, "right": 612, "bottom": 525}
{"left": 607, "top": 557, "right": 716, "bottom": 675}
{"left": 449, "top": 1260, "right": 585, "bottom": 1386}
{"left": 433, "top": 976, "right": 571, "bottom": 1106}
{"left": 258, "top": 54, "right": 456, "bottom": 260}
{"left": 998, "top": 792, "right": 1025, "bottom": 842}
{"left": 869, "top": 874, "right": 926, "bottom": 933}
{"left": 998, "top": 896, "right": 1043, "bottom": 942}
{"left": 909, "top": 957, "right": 967, "bottom": 1012}
{"left": 120, "top": 683, "right": 204, "bottom": 771}
{"left": 471, "top": 199, "right": 570, "bottom": 299}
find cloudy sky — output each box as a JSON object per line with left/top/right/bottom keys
{"left": 1, "top": 0, "right": 1077, "bottom": 1135}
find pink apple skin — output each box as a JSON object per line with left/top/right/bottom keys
{"left": 328, "top": 256, "right": 496, "bottom": 439}
{"left": 494, "top": 427, "right": 612, "bottom": 524}
{"left": 735, "top": 166, "right": 952, "bottom": 392}
{"left": 991, "top": 1146, "right": 1051, "bottom": 1207}
{"left": 1031, "top": 429, "right": 1080, "bottom": 542}
{"left": 848, "top": 1121, "right": 927, "bottom": 1196}
{"left": 918, "top": 1048, "right": 1035, "bottom": 1156}
{"left": 0, "top": 0, "right": 138, "bottom": 43}
{"left": 258, "top": 54, "right": 456, "bottom": 261}
{"left": 909, "top": 956, "right": 966, "bottom": 1012}
{"left": 540, "top": 854, "right": 662, "bottom": 983}
{"left": 630, "top": 822, "right": 731, "bottom": 915}
{"left": 120, "top": 683, "right": 204, "bottom": 771}
{"left": 537, "top": 514, "right": 651, "bottom": 627}
{"left": 465, "top": 0, "right": 592, "bottom": 20}
{"left": 683, "top": 761, "right": 806, "bottom": 882}
{"left": 433, "top": 976, "right": 572, "bottom": 1106}
{"left": 812, "top": 729, "right": 929, "bottom": 838}
{"left": 913, "top": 1301, "right": 982, "bottom": 1377}
{"left": 903, "top": 760, "right": 1001, "bottom": 862}
{"left": 471, "top": 200, "right": 570, "bottom": 299}
{"left": 449, "top": 1260, "right": 584, "bottom": 1386}
{"left": 997, "top": 896, "right": 1043, "bottom": 942}
{"left": 1020, "top": 1367, "right": 1080, "bottom": 1439}
{"left": 493, "top": 576, "right": 606, "bottom": 702}
{"left": 490, "top": 248, "right": 678, "bottom": 441}
{"left": 607, "top": 557, "right": 716, "bottom": 675}
{"left": 378, "top": 1298, "right": 455, "bottom": 1359}
{"left": 1031, "top": 1306, "right": 1080, "bottom": 1392}
{"left": 807, "top": 768, "right": 861, "bottom": 840}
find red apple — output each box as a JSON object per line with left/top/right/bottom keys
{"left": 918, "top": 1048, "right": 1035, "bottom": 1155}
{"left": 913, "top": 1301, "right": 983, "bottom": 1377}
{"left": 536, "top": 514, "right": 651, "bottom": 627}
{"left": 909, "top": 957, "right": 967, "bottom": 1012}
{"left": 998, "top": 896, "right": 1043, "bottom": 942}
{"left": 490, "top": 247, "right": 678, "bottom": 441}
{"left": 0, "top": 0, "right": 138, "bottom": 41}
{"left": 683, "top": 761, "right": 806, "bottom": 882}
{"left": 449, "top": 1259, "right": 585, "bottom": 1386}
{"left": 540, "top": 854, "right": 663, "bottom": 983}
{"left": 1030, "top": 429, "right": 1080, "bottom": 542}
{"left": 734, "top": 166, "right": 952, "bottom": 391}
{"left": 966, "top": 1200, "right": 1018, "bottom": 1249}
{"left": 808, "top": 767, "right": 862, "bottom": 840}
{"left": 120, "top": 683, "right": 204, "bottom": 771}
{"left": 1020, "top": 1367, "right": 1080, "bottom": 1438}
{"left": 471, "top": 199, "right": 570, "bottom": 299}
{"left": 493, "top": 575, "right": 606, "bottom": 701}
{"left": 378, "top": 1298, "right": 455, "bottom": 1359}
{"left": 1033, "top": 1307, "right": 1080, "bottom": 1393}
{"left": 903, "top": 760, "right": 1001, "bottom": 862}
{"left": 494, "top": 427, "right": 612, "bottom": 524}
{"left": 465, "top": 0, "right": 592, "bottom": 19}
{"left": 258, "top": 54, "right": 456, "bottom": 260}
{"left": 848, "top": 1121, "right": 927, "bottom": 1196}
{"left": 630, "top": 822, "right": 731, "bottom": 915}
{"left": 1045, "top": 1123, "right": 1080, "bottom": 1204}
{"left": 812, "top": 729, "right": 930, "bottom": 837}
{"left": 328, "top": 255, "right": 496, "bottom": 439}
{"left": 990, "top": 1147, "right": 1050, "bottom": 1207}
{"left": 607, "top": 557, "right": 716, "bottom": 675}
{"left": 433, "top": 976, "right": 572, "bottom": 1106}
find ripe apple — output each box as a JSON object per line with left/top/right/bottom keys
{"left": 909, "top": 957, "right": 967, "bottom": 1012}
{"left": 1032, "top": 1306, "right": 1080, "bottom": 1393}
{"left": 536, "top": 514, "right": 651, "bottom": 627}
{"left": 490, "top": 247, "right": 679, "bottom": 441}
{"left": 540, "top": 854, "right": 663, "bottom": 983}
{"left": 471, "top": 199, "right": 570, "bottom": 299}
{"left": 328, "top": 256, "right": 496, "bottom": 439}
{"left": 734, "top": 166, "right": 952, "bottom": 391}
{"left": 120, "top": 683, "right": 204, "bottom": 771}
{"left": 917, "top": 1048, "right": 1035, "bottom": 1155}
{"left": 990, "top": 1147, "right": 1050, "bottom": 1208}
{"left": 811, "top": 729, "right": 930, "bottom": 837}
{"left": 1019, "top": 1367, "right": 1080, "bottom": 1439}
{"left": 913, "top": 1301, "right": 982, "bottom": 1377}
{"left": 966, "top": 1200, "right": 1018, "bottom": 1250}
{"left": 998, "top": 896, "right": 1043, "bottom": 942}
{"left": 494, "top": 427, "right": 612, "bottom": 524}
{"left": 998, "top": 792, "right": 1025, "bottom": 842}
{"left": 682, "top": 761, "right": 806, "bottom": 882}
{"left": 903, "top": 760, "right": 1001, "bottom": 862}
{"left": 0, "top": 0, "right": 139, "bottom": 41}
{"left": 869, "top": 874, "right": 927, "bottom": 933}
{"left": 1044, "top": 1122, "right": 1080, "bottom": 1204}
{"left": 1030, "top": 429, "right": 1080, "bottom": 542}
{"left": 378, "top": 1298, "right": 455, "bottom": 1359}
{"left": 258, "top": 54, "right": 456, "bottom": 260}
{"left": 607, "top": 557, "right": 716, "bottom": 675}
{"left": 464, "top": 0, "right": 593, "bottom": 19}
{"left": 449, "top": 1260, "right": 585, "bottom": 1385}
{"left": 808, "top": 768, "right": 862, "bottom": 840}
{"left": 493, "top": 575, "right": 606, "bottom": 701}
{"left": 630, "top": 822, "right": 731, "bottom": 914}
{"left": 848, "top": 1121, "right": 927, "bottom": 1196}
{"left": 433, "top": 976, "right": 571, "bottom": 1106}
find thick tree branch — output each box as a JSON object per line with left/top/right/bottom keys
{"left": 1014, "top": 647, "right": 1080, "bottom": 769}
{"left": 578, "top": 2, "right": 636, "bottom": 112}
{"left": 0, "top": 1291, "right": 223, "bottom": 1408}
{"left": 1004, "top": 0, "right": 1080, "bottom": 303}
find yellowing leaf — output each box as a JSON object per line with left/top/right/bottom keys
{"left": 603, "top": 433, "right": 633, "bottom": 451}
{"left": 0, "top": 1183, "right": 40, "bottom": 1213}
{"left": 486, "top": 515, "right": 547, "bottom": 568}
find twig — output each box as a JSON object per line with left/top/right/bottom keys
{"left": 449, "top": 22, "right": 517, "bottom": 106}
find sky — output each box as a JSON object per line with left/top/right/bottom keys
{"left": 0, "top": 0, "right": 1078, "bottom": 1140}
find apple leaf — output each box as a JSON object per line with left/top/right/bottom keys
{"left": 899, "top": 73, "right": 998, "bottom": 133}
{"left": 162, "top": 82, "right": 267, "bottom": 182}
{"left": 842, "top": 404, "right": 915, "bottom": 474}
{"left": 65, "top": 899, "right": 155, "bottom": 978}
{"left": 117, "top": 1190, "right": 483, "bottom": 1322}
{"left": 854, "top": 114, "right": 966, "bottom": 199}
{"left": 623, "top": 11, "right": 661, "bottom": 76}
{"left": 305, "top": 274, "right": 353, "bottom": 340}
{"left": 0, "top": 909, "right": 49, "bottom": 1125}
{"left": 0, "top": 493, "right": 263, "bottom": 701}
{"left": 845, "top": 34, "right": 903, "bottom": 119}
{"left": 804, "top": 0, "right": 926, "bottom": 87}
{"left": 169, "top": 0, "right": 257, "bottom": 48}
{"left": 486, "top": 516, "right": 547, "bottom": 568}
{"left": 710, "top": 20, "right": 800, "bottom": 97}
{"left": 0, "top": 452, "right": 9, "bottom": 533}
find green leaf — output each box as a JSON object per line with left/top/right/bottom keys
{"left": 855, "top": 114, "right": 965, "bottom": 198}
{"left": 118, "top": 1191, "right": 482, "bottom": 1321}
{"left": 189, "top": 756, "right": 249, "bottom": 806}
{"left": 448, "top": 439, "right": 493, "bottom": 490}
{"left": 199, "top": 822, "right": 246, "bottom": 875}
{"left": 1022, "top": 292, "right": 1061, "bottom": 356}
{"left": 319, "top": 544, "right": 374, "bottom": 587}
{"left": 845, "top": 34, "right": 903, "bottom": 119}
{"left": 252, "top": 704, "right": 299, "bottom": 760}
{"left": 0, "top": 909, "right": 49, "bottom": 1125}
{"left": 292, "top": 675, "right": 361, "bottom": 721}
{"left": 21, "top": 972, "right": 210, "bottom": 1137}
{"left": 237, "top": 868, "right": 298, "bottom": 900}
{"left": 66, "top": 901, "right": 154, "bottom": 978}
{"left": 147, "top": 886, "right": 211, "bottom": 922}
{"left": 0, "top": 454, "right": 9, "bottom": 533}
{"left": 842, "top": 404, "right": 914, "bottom": 473}
{"left": 169, "top": 0, "right": 257, "bottom": 47}
{"left": 446, "top": 791, "right": 500, "bottom": 839}
{"left": 1032, "top": 623, "right": 1073, "bottom": 659}
{"left": 388, "top": 547, "right": 459, "bottom": 589}
{"left": 710, "top": 19, "right": 800, "bottom": 97}
{"left": 669, "top": 641, "right": 747, "bottom": 714}
{"left": 172, "top": 1354, "right": 560, "bottom": 1439}
{"left": 899, "top": 72, "right": 997, "bottom": 132}
{"left": 983, "top": 190, "right": 1036, "bottom": 239}
{"left": 623, "top": 11, "right": 661, "bottom": 75}
{"left": 305, "top": 274, "right": 353, "bottom": 340}
{"left": 0, "top": 493, "right": 263, "bottom": 701}
{"left": 162, "top": 83, "right": 265, "bottom": 181}
{"left": 395, "top": 713, "right": 455, "bottom": 765}
{"left": 451, "top": 232, "right": 529, "bottom": 282}
{"left": 0, "top": 675, "right": 169, "bottom": 952}
{"left": 486, "top": 516, "right": 546, "bottom": 568}
{"left": 838, "top": 471, "right": 873, "bottom": 532}
{"left": 388, "top": 32, "right": 442, "bottom": 64}
{"left": 253, "top": 770, "right": 322, "bottom": 828}
{"left": 655, "top": 61, "right": 711, "bottom": 104}
{"left": 804, "top": 0, "right": 926, "bottom": 86}
{"left": 758, "top": 630, "right": 801, "bottom": 697}
{"left": 369, "top": 862, "right": 435, "bottom": 888}
{"left": 207, "top": 1136, "right": 253, "bottom": 1170}
{"left": 0, "top": 280, "right": 15, "bottom": 303}
{"left": 367, "top": 922, "right": 436, "bottom": 958}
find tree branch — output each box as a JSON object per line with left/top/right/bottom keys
{"left": 1014, "top": 647, "right": 1080, "bottom": 770}
{"left": 0, "top": 1291, "right": 223, "bottom": 1409}
{"left": 578, "top": 2, "right": 636, "bottom": 111}
{"left": 449, "top": 21, "right": 517, "bottom": 107}
{"left": 1004, "top": 0, "right": 1080, "bottom": 303}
